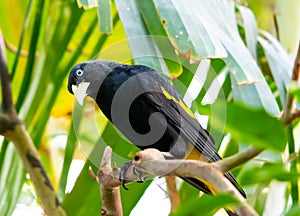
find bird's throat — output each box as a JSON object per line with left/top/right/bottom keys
{"left": 73, "top": 82, "right": 90, "bottom": 105}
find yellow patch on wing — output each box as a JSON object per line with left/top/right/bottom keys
{"left": 186, "top": 147, "right": 207, "bottom": 161}
{"left": 186, "top": 147, "right": 236, "bottom": 213}
{"left": 159, "top": 86, "right": 195, "bottom": 119}
{"left": 185, "top": 147, "right": 218, "bottom": 194}
{"left": 159, "top": 85, "right": 233, "bottom": 201}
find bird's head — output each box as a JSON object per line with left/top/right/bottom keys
{"left": 68, "top": 60, "right": 120, "bottom": 105}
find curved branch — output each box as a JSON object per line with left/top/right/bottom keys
{"left": 0, "top": 31, "right": 66, "bottom": 216}
{"left": 96, "top": 147, "right": 258, "bottom": 216}
{"left": 133, "top": 149, "right": 257, "bottom": 216}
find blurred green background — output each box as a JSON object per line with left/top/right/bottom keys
{"left": 0, "top": 0, "right": 299, "bottom": 215}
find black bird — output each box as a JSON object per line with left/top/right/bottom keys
{"left": 68, "top": 60, "right": 246, "bottom": 215}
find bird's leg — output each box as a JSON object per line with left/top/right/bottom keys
{"left": 119, "top": 161, "right": 131, "bottom": 190}
{"left": 119, "top": 161, "right": 147, "bottom": 190}
{"left": 133, "top": 166, "right": 147, "bottom": 183}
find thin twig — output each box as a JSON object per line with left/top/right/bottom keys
{"left": 273, "top": 10, "right": 280, "bottom": 42}
{"left": 282, "top": 40, "right": 300, "bottom": 124}
{"left": 214, "top": 147, "right": 264, "bottom": 173}
{"left": 291, "top": 109, "right": 300, "bottom": 121}
{"left": 285, "top": 109, "right": 300, "bottom": 125}
{"left": 165, "top": 176, "right": 180, "bottom": 213}
{"left": 4, "top": 38, "right": 29, "bottom": 57}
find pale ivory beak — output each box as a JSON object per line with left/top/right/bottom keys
{"left": 72, "top": 82, "right": 90, "bottom": 105}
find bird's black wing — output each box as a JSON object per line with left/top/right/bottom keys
{"left": 133, "top": 69, "right": 246, "bottom": 198}
{"left": 138, "top": 70, "right": 220, "bottom": 161}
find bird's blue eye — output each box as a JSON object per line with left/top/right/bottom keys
{"left": 76, "top": 69, "right": 84, "bottom": 77}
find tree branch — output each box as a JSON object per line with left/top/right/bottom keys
{"left": 282, "top": 40, "right": 300, "bottom": 125}
{"left": 0, "top": 31, "right": 65, "bottom": 216}
{"left": 98, "top": 147, "right": 122, "bottom": 216}
{"left": 4, "top": 38, "right": 29, "bottom": 57}
{"left": 134, "top": 149, "right": 258, "bottom": 216}
{"left": 291, "top": 109, "right": 300, "bottom": 121}
{"left": 89, "top": 147, "right": 123, "bottom": 216}
{"left": 95, "top": 147, "right": 258, "bottom": 216}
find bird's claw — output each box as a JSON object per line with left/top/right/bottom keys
{"left": 119, "top": 161, "right": 132, "bottom": 190}
{"left": 133, "top": 166, "right": 146, "bottom": 183}
{"left": 119, "top": 161, "right": 146, "bottom": 189}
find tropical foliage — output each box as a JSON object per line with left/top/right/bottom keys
{"left": 0, "top": 0, "right": 299, "bottom": 215}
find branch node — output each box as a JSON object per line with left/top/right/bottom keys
{"left": 100, "top": 208, "right": 106, "bottom": 215}
{"left": 97, "top": 147, "right": 123, "bottom": 216}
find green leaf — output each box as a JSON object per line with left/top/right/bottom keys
{"left": 58, "top": 103, "right": 84, "bottom": 199}
{"left": 15, "top": 0, "right": 46, "bottom": 112}
{"left": 201, "top": 66, "right": 230, "bottom": 105}
{"left": 179, "top": 181, "right": 199, "bottom": 203}
{"left": 287, "top": 124, "right": 299, "bottom": 206}
{"left": 285, "top": 205, "right": 300, "bottom": 216}
{"left": 239, "top": 163, "right": 299, "bottom": 186}
{"left": 89, "top": 12, "right": 120, "bottom": 60}
{"left": 62, "top": 140, "right": 105, "bottom": 216}
{"left": 229, "top": 71, "right": 280, "bottom": 116}
{"left": 167, "top": 0, "right": 280, "bottom": 116}
{"left": 59, "top": 14, "right": 98, "bottom": 79}
{"left": 114, "top": 0, "right": 170, "bottom": 78}
{"left": 78, "top": 0, "right": 97, "bottom": 8}
{"left": 237, "top": 5, "right": 258, "bottom": 60}
{"left": 287, "top": 81, "right": 300, "bottom": 104}
{"left": 221, "top": 136, "right": 239, "bottom": 158}
{"left": 136, "top": 0, "right": 182, "bottom": 76}
{"left": 226, "top": 103, "right": 286, "bottom": 151}
{"left": 190, "top": 0, "right": 279, "bottom": 115}
{"left": 252, "top": 184, "right": 268, "bottom": 215}
{"left": 0, "top": 145, "right": 25, "bottom": 216}
{"left": 121, "top": 181, "right": 152, "bottom": 215}
{"left": 22, "top": 2, "right": 83, "bottom": 128}
{"left": 10, "top": 0, "right": 34, "bottom": 80}
{"left": 221, "top": 29, "right": 280, "bottom": 116}
{"left": 97, "top": 0, "right": 112, "bottom": 34}
{"left": 156, "top": 0, "right": 227, "bottom": 61}
{"left": 258, "top": 30, "right": 293, "bottom": 105}
{"left": 173, "top": 193, "right": 239, "bottom": 216}
{"left": 202, "top": 101, "right": 287, "bottom": 151}
{"left": 100, "top": 123, "right": 140, "bottom": 162}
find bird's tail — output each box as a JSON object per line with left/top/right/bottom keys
{"left": 181, "top": 175, "right": 246, "bottom": 216}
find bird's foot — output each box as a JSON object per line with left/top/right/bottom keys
{"left": 119, "top": 161, "right": 147, "bottom": 190}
